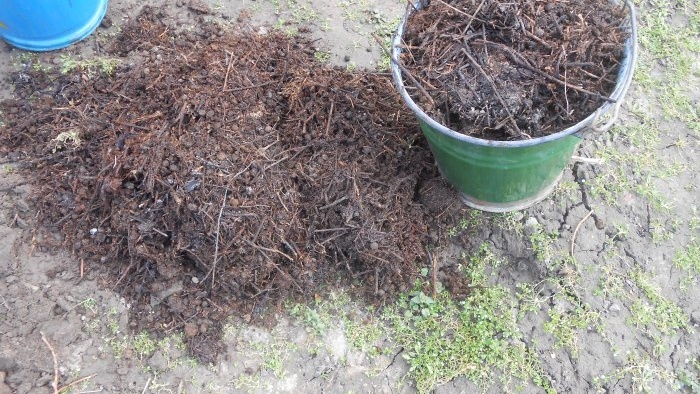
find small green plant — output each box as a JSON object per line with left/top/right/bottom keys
{"left": 105, "top": 336, "right": 130, "bottom": 359}
{"left": 289, "top": 303, "right": 329, "bottom": 335}
{"left": 674, "top": 241, "right": 700, "bottom": 290}
{"left": 529, "top": 225, "right": 558, "bottom": 265}
{"left": 459, "top": 243, "right": 502, "bottom": 286}
{"left": 344, "top": 316, "right": 384, "bottom": 356}
{"left": 515, "top": 281, "right": 547, "bottom": 317}
{"left": 551, "top": 179, "right": 579, "bottom": 202}
{"left": 320, "top": 17, "right": 331, "bottom": 32}
{"left": 650, "top": 218, "right": 674, "bottom": 244}
{"left": 77, "top": 297, "right": 98, "bottom": 314}
{"left": 233, "top": 373, "right": 269, "bottom": 392}
{"left": 133, "top": 331, "right": 158, "bottom": 359}
{"left": 12, "top": 52, "right": 50, "bottom": 71}
{"left": 637, "top": 180, "right": 673, "bottom": 214}
{"left": 446, "top": 210, "right": 483, "bottom": 237}
{"left": 313, "top": 50, "right": 331, "bottom": 63}
{"left": 58, "top": 55, "right": 119, "bottom": 76}
{"left": 249, "top": 340, "right": 293, "bottom": 378}
{"left": 104, "top": 306, "right": 121, "bottom": 333}
{"left": 14, "top": 52, "right": 36, "bottom": 66}
{"left": 493, "top": 211, "right": 525, "bottom": 235}
{"left": 688, "top": 206, "right": 700, "bottom": 230}
{"left": 628, "top": 269, "right": 688, "bottom": 338}
{"left": 595, "top": 263, "right": 626, "bottom": 299}
{"left": 370, "top": 11, "right": 401, "bottom": 71}
{"left": 290, "top": 4, "right": 317, "bottom": 23}
{"left": 543, "top": 302, "right": 601, "bottom": 357}
{"left": 272, "top": 18, "right": 299, "bottom": 36}
{"left": 59, "top": 55, "right": 81, "bottom": 74}
{"left": 594, "top": 351, "right": 678, "bottom": 394}
{"left": 82, "top": 318, "right": 100, "bottom": 334}
{"left": 676, "top": 357, "right": 700, "bottom": 393}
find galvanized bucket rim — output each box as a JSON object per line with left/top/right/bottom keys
{"left": 390, "top": 0, "right": 638, "bottom": 148}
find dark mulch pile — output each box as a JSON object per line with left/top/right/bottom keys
{"left": 399, "top": 0, "right": 630, "bottom": 140}
{"left": 1, "top": 7, "right": 462, "bottom": 361}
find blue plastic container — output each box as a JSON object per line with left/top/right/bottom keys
{"left": 0, "top": 0, "right": 109, "bottom": 51}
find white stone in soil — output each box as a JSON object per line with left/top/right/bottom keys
{"left": 323, "top": 326, "right": 348, "bottom": 363}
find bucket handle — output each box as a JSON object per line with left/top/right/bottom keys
{"left": 590, "top": 99, "right": 622, "bottom": 133}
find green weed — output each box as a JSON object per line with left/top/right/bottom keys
{"left": 493, "top": 211, "right": 525, "bottom": 235}
{"left": 650, "top": 218, "right": 674, "bottom": 244}
{"left": 313, "top": 50, "right": 331, "bottom": 63}
{"left": 544, "top": 302, "right": 601, "bottom": 357}
{"left": 551, "top": 179, "right": 580, "bottom": 204}
{"left": 688, "top": 206, "right": 700, "bottom": 230}
{"left": 133, "top": 331, "right": 158, "bottom": 360}
{"left": 460, "top": 244, "right": 502, "bottom": 285}
{"left": 447, "top": 210, "right": 484, "bottom": 237}
{"left": 637, "top": 3, "right": 700, "bottom": 82}
{"left": 676, "top": 357, "right": 700, "bottom": 393}
{"left": 628, "top": 269, "right": 688, "bottom": 338}
{"left": 344, "top": 313, "right": 385, "bottom": 356}
{"left": 595, "top": 263, "right": 627, "bottom": 299}
{"left": 58, "top": 55, "right": 119, "bottom": 76}
{"left": 594, "top": 351, "right": 679, "bottom": 393}
{"left": 233, "top": 373, "right": 269, "bottom": 392}
{"left": 529, "top": 225, "right": 558, "bottom": 265}
{"left": 272, "top": 18, "right": 299, "bottom": 36}
{"left": 515, "top": 281, "right": 548, "bottom": 318}
{"left": 290, "top": 4, "right": 317, "bottom": 23}
{"left": 289, "top": 302, "right": 331, "bottom": 335}
{"left": 105, "top": 336, "right": 130, "bottom": 359}
{"left": 249, "top": 340, "right": 293, "bottom": 378}
{"left": 674, "top": 241, "right": 700, "bottom": 289}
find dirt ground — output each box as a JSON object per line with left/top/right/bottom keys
{"left": 1, "top": 1, "right": 699, "bottom": 394}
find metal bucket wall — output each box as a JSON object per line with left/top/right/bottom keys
{"left": 391, "top": 1, "right": 638, "bottom": 212}
{"left": 0, "top": 0, "right": 109, "bottom": 51}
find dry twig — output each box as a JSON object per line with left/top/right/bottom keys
{"left": 204, "top": 190, "right": 227, "bottom": 287}
{"left": 40, "top": 331, "right": 59, "bottom": 394}
{"left": 570, "top": 210, "right": 594, "bottom": 257}
{"left": 58, "top": 374, "right": 98, "bottom": 393}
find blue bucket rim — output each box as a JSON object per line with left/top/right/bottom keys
{"left": 0, "top": 0, "right": 109, "bottom": 52}
{"left": 390, "top": 0, "right": 638, "bottom": 148}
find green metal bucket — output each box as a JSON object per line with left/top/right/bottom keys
{"left": 391, "top": 1, "right": 638, "bottom": 212}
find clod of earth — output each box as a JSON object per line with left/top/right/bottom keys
{"left": 399, "top": 0, "right": 629, "bottom": 140}
{"left": 0, "top": 7, "right": 466, "bottom": 361}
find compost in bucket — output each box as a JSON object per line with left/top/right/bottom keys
{"left": 398, "top": 0, "right": 630, "bottom": 141}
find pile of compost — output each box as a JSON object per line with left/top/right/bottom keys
{"left": 399, "top": 0, "right": 630, "bottom": 140}
{"left": 0, "top": 7, "right": 454, "bottom": 360}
